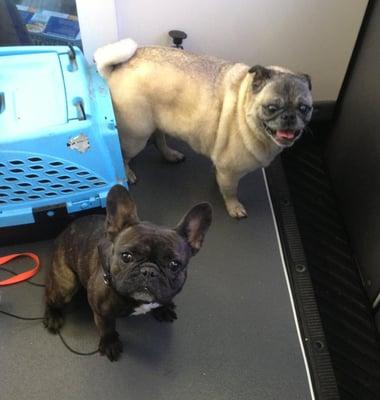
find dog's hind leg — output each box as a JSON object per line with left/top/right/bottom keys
{"left": 44, "top": 253, "right": 79, "bottom": 334}
{"left": 120, "top": 138, "right": 149, "bottom": 184}
{"left": 116, "top": 102, "right": 156, "bottom": 184}
{"left": 153, "top": 131, "right": 185, "bottom": 163}
{"left": 121, "top": 151, "right": 138, "bottom": 185}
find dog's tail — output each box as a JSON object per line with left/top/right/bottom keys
{"left": 94, "top": 38, "right": 138, "bottom": 79}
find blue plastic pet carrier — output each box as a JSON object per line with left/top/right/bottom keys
{"left": 0, "top": 46, "right": 127, "bottom": 228}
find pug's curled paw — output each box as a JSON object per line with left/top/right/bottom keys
{"left": 226, "top": 200, "right": 248, "bottom": 219}
{"left": 126, "top": 165, "right": 138, "bottom": 184}
{"left": 164, "top": 149, "right": 185, "bottom": 163}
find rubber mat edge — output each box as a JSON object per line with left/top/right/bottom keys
{"left": 264, "top": 158, "right": 340, "bottom": 400}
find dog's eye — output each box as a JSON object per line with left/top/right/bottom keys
{"left": 168, "top": 260, "right": 181, "bottom": 271}
{"left": 299, "top": 104, "right": 310, "bottom": 114}
{"left": 266, "top": 104, "right": 279, "bottom": 113}
{"left": 121, "top": 251, "right": 133, "bottom": 263}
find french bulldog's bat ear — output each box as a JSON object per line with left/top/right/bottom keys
{"left": 176, "top": 203, "right": 213, "bottom": 255}
{"left": 105, "top": 184, "right": 139, "bottom": 239}
{"left": 300, "top": 73, "right": 312, "bottom": 90}
{"left": 249, "top": 65, "right": 273, "bottom": 92}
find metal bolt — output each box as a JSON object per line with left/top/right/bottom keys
{"left": 295, "top": 264, "right": 306, "bottom": 273}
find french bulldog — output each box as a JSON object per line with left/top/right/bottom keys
{"left": 44, "top": 184, "right": 212, "bottom": 361}
{"left": 94, "top": 39, "right": 313, "bottom": 218}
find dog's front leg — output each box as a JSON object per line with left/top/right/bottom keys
{"left": 216, "top": 168, "right": 247, "bottom": 218}
{"left": 94, "top": 313, "right": 123, "bottom": 361}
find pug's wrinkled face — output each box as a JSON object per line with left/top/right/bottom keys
{"left": 99, "top": 185, "right": 212, "bottom": 305}
{"left": 248, "top": 66, "right": 313, "bottom": 147}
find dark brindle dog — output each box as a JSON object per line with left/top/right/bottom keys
{"left": 44, "top": 185, "right": 212, "bottom": 361}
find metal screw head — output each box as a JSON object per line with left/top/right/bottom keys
{"left": 314, "top": 340, "right": 324, "bottom": 351}
{"left": 281, "top": 198, "right": 290, "bottom": 206}
{"left": 295, "top": 264, "right": 306, "bottom": 273}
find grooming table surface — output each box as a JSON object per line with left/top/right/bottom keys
{"left": 0, "top": 140, "right": 312, "bottom": 400}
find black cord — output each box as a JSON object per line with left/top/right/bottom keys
{"left": 0, "top": 269, "right": 98, "bottom": 356}
{"left": 58, "top": 331, "right": 99, "bottom": 356}
{"left": 0, "top": 310, "right": 98, "bottom": 356}
{"left": 0, "top": 310, "right": 43, "bottom": 320}
{"left": 0, "top": 267, "right": 45, "bottom": 287}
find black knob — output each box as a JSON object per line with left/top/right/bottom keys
{"left": 169, "top": 30, "right": 187, "bottom": 49}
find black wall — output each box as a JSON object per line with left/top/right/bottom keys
{"left": 325, "top": 1, "right": 380, "bottom": 312}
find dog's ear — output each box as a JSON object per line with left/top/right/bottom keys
{"left": 105, "top": 185, "right": 139, "bottom": 240}
{"left": 249, "top": 65, "right": 273, "bottom": 92}
{"left": 176, "top": 203, "right": 212, "bottom": 255}
{"left": 300, "top": 73, "right": 312, "bottom": 91}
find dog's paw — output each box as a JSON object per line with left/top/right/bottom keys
{"left": 152, "top": 304, "right": 177, "bottom": 322}
{"left": 126, "top": 165, "right": 138, "bottom": 184}
{"left": 43, "top": 307, "right": 64, "bottom": 334}
{"left": 226, "top": 200, "right": 248, "bottom": 219}
{"left": 99, "top": 333, "right": 123, "bottom": 362}
{"left": 163, "top": 149, "right": 185, "bottom": 163}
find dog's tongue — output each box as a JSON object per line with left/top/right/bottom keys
{"left": 276, "top": 130, "right": 295, "bottom": 140}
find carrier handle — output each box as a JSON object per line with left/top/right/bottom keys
{"left": 0, "top": 92, "right": 4, "bottom": 113}
{"left": 67, "top": 45, "right": 78, "bottom": 71}
{"left": 75, "top": 100, "right": 86, "bottom": 121}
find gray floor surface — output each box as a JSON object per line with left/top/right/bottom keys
{"left": 0, "top": 140, "right": 311, "bottom": 400}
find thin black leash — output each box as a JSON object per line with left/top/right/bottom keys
{"left": 0, "top": 266, "right": 45, "bottom": 287}
{"left": 0, "top": 271, "right": 98, "bottom": 356}
{"left": 0, "top": 309, "right": 43, "bottom": 321}
{"left": 0, "top": 309, "right": 99, "bottom": 356}
{"left": 58, "top": 331, "right": 99, "bottom": 356}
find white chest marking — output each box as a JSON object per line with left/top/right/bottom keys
{"left": 131, "top": 302, "right": 160, "bottom": 316}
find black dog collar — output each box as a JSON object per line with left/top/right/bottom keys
{"left": 97, "top": 243, "right": 113, "bottom": 287}
{"left": 103, "top": 271, "right": 113, "bottom": 286}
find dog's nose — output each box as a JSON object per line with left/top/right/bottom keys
{"left": 281, "top": 112, "right": 296, "bottom": 123}
{"left": 141, "top": 266, "right": 158, "bottom": 279}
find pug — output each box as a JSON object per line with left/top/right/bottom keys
{"left": 43, "top": 185, "right": 212, "bottom": 361}
{"left": 94, "top": 39, "right": 313, "bottom": 218}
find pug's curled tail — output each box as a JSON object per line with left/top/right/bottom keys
{"left": 94, "top": 38, "right": 138, "bottom": 79}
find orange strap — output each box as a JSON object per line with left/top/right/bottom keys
{"left": 0, "top": 253, "right": 40, "bottom": 286}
